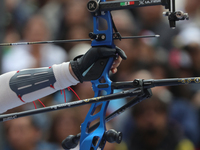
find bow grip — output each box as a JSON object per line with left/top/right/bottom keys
{"left": 91, "top": 57, "right": 114, "bottom": 96}
{"left": 80, "top": 57, "right": 114, "bottom": 150}
{"left": 80, "top": 0, "right": 114, "bottom": 148}
{"left": 81, "top": 56, "right": 114, "bottom": 82}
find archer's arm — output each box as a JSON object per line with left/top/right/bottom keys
{"left": 0, "top": 62, "right": 79, "bottom": 113}
{"left": 0, "top": 46, "right": 126, "bottom": 113}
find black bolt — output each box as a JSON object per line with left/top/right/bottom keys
{"left": 133, "top": 80, "right": 139, "bottom": 86}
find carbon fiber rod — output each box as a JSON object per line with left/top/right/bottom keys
{"left": 0, "top": 88, "right": 142, "bottom": 122}
{"left": 0, "top": 35, "right": 159, "bottom": 46}
{"left": 62, "top": 89, "right": 152, "bottom": 149}
{"left": 111, "top": 77, "right": 200, "bottom": 89}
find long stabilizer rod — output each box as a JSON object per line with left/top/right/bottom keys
{"left": 0, "top": 76, "right": 199, "bottom": 122}
{"left": 111, "top": 77, "right": 200, "bottom": 89}
{"left": 0, "top": 88, "right": 142, "bottom": 122}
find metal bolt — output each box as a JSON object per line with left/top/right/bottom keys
{"left": 101, "top": 35, "right": 106, "bottom": 40}
{"left": 163, "top": 11, "right": 169, "bottom": 16}
{"left": 133, "top": 80, "right": 139, "bottom": 86}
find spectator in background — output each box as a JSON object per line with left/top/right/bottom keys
{"left": 5, "top": 0, "right": 64, "bottom": 37}
{"left": 191, "top": 91, "right": 200, "bottom": 149}
{"left": 171, "top": 25, "right": 200, "bottom": 93}
{"left": 150, "top": 61, "right": 200, "bottom": 146}
{"left": 56, "top": 0, "right": 92, "bottom": 49}
{"left": 63, "top": 0, "right": 91, "bottom": 28}
{"left": 149, "top": 62, "right": 200, "bottom": 146}
{"left": 2, "top": 14, "right": 68, "bottom": 73}
{"left": 36, "top": 0, "right": 64, "bottom": 38}
{"left": 5, "top": 0, "right": 36, "bottom": 34}
{"left": 127, "top": 95, "right": 195, "bottom": 150}
{"left": 133, "top": 5, "right": 180, "bottom": 50}
{"left": 180, "top": 0, "right": 200, "bottom": 28}
{"left": 3, "top": 116, "right": 57, "bottom": 150}
{"left": 121, "top": 68, "right": 200, "bottom": 147}
{"left": 65, "top": 25, "right": 91, "bottom": 52}
{"left": 172, "top": 24, "right": 200, "bottom": 148}
{"left": 111, "top": 10, "right": 137, "bottom": 81}
{"left": 48, "top": 109, "right": 81, "bottom": 150}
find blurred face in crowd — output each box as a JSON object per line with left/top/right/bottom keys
{"left": 4, "top": 116, "right": 41, "bottom": 150}
{"left": 64, "top": 1, "right": 90, "bottom": 27}
{"left": 185, "top": 0, "right": 200, "bottom": 15}
{"left": 187, "top": 45, "right": 200, "bottom": 71}
{"left": 24, "top": 15, "right": 49, "bottom": 42}
{"left": 66, "top": 25, "right": 90, "bottom": 50}
{"left": 138, "top": 6, "right": 163, "bottom": 25}
{"left": 55, "top": 113, "right": 79, "bottom": 142}
{"left": 49, "top": 109, "right": 80, "bottom": 144}
{"left": 133, "top": 97, "right": 168, "bottom": 139}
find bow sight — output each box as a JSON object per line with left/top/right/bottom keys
{"left": 87, "top": 0, "right": 189, "bottom": 29}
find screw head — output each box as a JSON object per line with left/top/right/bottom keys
{"left": 101, "top": 35, "right": 106, "bottom": 40}
{"left": 87, "top": 0, "right": 98, "bottom": 12}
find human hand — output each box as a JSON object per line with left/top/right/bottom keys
{"left": 70, "top": 46, "right": 127, "bottom": 82}
{"left": 111, "top": 55, "right": 122, "bottom": 74}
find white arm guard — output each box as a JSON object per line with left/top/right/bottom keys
{"left": 0, "top": 62, "right": 79, "bottom": 113}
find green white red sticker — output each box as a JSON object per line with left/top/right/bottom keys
{"left": 120, "top": 1, "right": 135, "bottom": 6}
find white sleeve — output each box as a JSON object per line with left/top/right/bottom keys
{"left": 0, "top": 62, "right": 79, "bottom": 113}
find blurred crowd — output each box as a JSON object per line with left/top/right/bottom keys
{"left": 1, "top": 0, "right": 200, "bottom": 150}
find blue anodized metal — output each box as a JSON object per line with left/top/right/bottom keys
{"left": 80, "top": 0, "right": 115, "bottom": 149}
